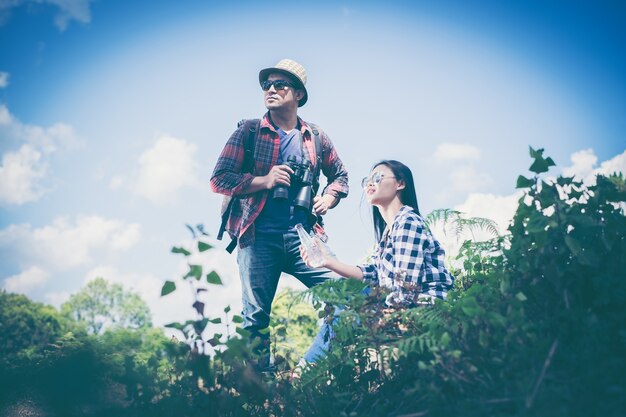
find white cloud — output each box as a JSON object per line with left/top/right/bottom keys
{"left": 134, "top": 135, "right": 201, "bottom": 205}
{"left": 0, "top": 215, "right": 142, "bottom": 271}
{"left": 0, "top": 0, "right": 93, "bottom": 31}
{"left": 455, "top": 192, "right": 522, "bottom": 235}
{"left": 0, "top": 104, "right": 10, "bottom": 124}
{"left": 435, "top": 143, "right": 481, "bottom": 161}
{"left": 596, "top": 149, "right": 626, "bottom": 178}
{"left": 431, "top": 143, "right": 492, "bottom": 197}
{"left": 0, "top": 71, "right": 8, "bottom": 88}
{"left": 109, "top": 175, "right": 125, "bottom": 190}
{"left": 110, "top": 223, "right": 141, "bottom": 250}
{"left": 448, "top": 165, "right": 493, "bottom": 193}
{"left": 562, "top": 148, "right": 597, "bottom": 180}
{"left": 561, "top": 148, "right": 626, "bottom": 185}
{"left": 0, "top": 104, "right": 82, "bottom": 206}
{"left": 3, "top": 266, "right": 49, "bottom": 294}
{"left": 0, "top": 144, "right": 47, "bottom": 204}
{"left": 44, "top": 290, "right": 71, "bottom": 307}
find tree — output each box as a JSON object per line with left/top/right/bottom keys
{"left": 0, "top": 291, "right": 66, "bottom": 359}
{"left": 61, "top": 277, "right": 152, "bottom": 335}
{"left": 270, "top": 288, "right": 319, "bottom": 362}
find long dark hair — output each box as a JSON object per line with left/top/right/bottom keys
{"left": 370, "top": 160, "right": 420, "bottom": 241}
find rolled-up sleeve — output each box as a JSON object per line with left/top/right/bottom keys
{"left": 357, "top": 262, "right": 379, "bottom": 285}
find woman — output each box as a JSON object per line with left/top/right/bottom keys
{"left": 300, "top": 160, "right": 454, "bottom": 363}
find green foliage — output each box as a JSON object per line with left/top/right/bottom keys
{"left": 60, "top": 277, "right": 152, "bottom": 335}
{"left": 0, "top": 291, "right": 69, "bottom": 360}
{"left": 269, "top": 289, "right": 319, "bottom": 362}
{"left": 3, "top": 149, "right": 625, "bottom": 416}
{"left": 426, "top": 208, "right": 500, "bottom": 241}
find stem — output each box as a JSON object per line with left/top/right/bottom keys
{"left": 526, "top": 339, "right": 559, "bottom": 409}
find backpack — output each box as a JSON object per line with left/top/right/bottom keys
{"left": 217, "top": 119, "right": 324, "bottom": 253}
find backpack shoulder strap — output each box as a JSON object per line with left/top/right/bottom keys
{"left": 308, "top": 124, "right": 323, "bottom": 170}
{"left": 218, "top": 118, "right": 261, "bottom": 252}
{"left": 238, "top": 118, "right": 261, "bottom": 174}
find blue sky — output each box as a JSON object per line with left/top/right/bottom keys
{"left": 1, "top": 0, "right": 625, "bottom": 326}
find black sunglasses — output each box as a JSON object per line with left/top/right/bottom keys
{"left": 261, "top": 79, "right": 295, "bottom": 91}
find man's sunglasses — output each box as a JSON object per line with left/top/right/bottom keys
{"left": 261, "top": 79, "right": 295, "bottom": 91}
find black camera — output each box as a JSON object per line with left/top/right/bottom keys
{"left": 273, "top": 155, "right": 314, "bottom": 210}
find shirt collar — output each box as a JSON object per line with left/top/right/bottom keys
{"left": 382, "top": 205, "right": 414, "bottom": 239}
{"left": 261, "top": 112, "right": 313, "bottom": 139}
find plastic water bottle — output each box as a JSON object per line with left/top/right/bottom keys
{"left": 295, "top": 223, "right": 325, "bottom": 267}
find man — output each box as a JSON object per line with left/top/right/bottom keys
{"left": 210, "top": 59, "right": 349, "bottom": 371}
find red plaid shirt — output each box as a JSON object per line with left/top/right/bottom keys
{"left": 210, "top": 112, "right": 349, "bottom": 248}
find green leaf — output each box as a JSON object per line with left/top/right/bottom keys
{"left": 161, "top": 281, "right": 176, "bottom": 296}
{"left": 198, "top": 241, "right": 213, "bottom": 252}
{"left": 164, "top": 322, "right": 184, "bottom": 330}
{"left": 192, "top": 301, "right": 205, "bottom": 316}
{"left": 529, "top": 151, "right": 556, "bottom": 174}
{"left": 193, "top": 318, "right": 209, "bottom": 335}
{"left": 232, "top": 315, "right": 244, "bottom": 324}
{"left": 515, "top": 292, "right": 527, "bottom": 302}
{"left": 185, "top": 265, "right": 203, "bottom": 280}
{"left": 460, "top": 296, "right": 482, "bottom": 317}
{"left": 171, "top": 246, "right": 191, "bottom": 256}
{"left": 440, "top": 332, "right": 451, "bottom": 347}
{"left": 526, "top": 214, "right": 548, "bottom": 233}
{"left": 529, "top": 146, "right": 541, "bottom": 158}
{"left": 224, "top": 305, "right": 231, "bottom": 314}
{"left": 206, "top": 271, "right": 223, "bottom": 285}
{"left": 564, "top": 235, "right": 582, "bottom": 256}
{"left": 209, "top": 318, "right": 222, "bottom": 324}
{"left": 478, "top": 330, "right": 489, "bottom": 347}
{"left": 516, "top": 175, "right": 535, "bottom": 189}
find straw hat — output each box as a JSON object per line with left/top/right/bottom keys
{"left": 259, "top": 59, "right": 308, "bottom": 107}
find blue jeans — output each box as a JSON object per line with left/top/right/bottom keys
{"left": 237, "top": 227, "right": 339, "bottom": 368}
{"left": 303, "top": 286, "right": 371, "bottom": 363}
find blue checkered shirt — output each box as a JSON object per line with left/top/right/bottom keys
{"left": 357, "top": 206, "right": 454, "bottom": 306}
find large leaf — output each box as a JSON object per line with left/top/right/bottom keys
{"left": 528, "top": 147, "right": 556, "bottom": 174}
{"left": 171, "top": 246, "right": 191, "bottom": 256}
{"left": 161, "top": 281, "right": 176, "bottom": 296}
{"left": 185, "top": 265, "right": 203, "bottom": 280}
{"left": 192, "top": 301, "right": 205, "bottom": 316}
{"left": 206, "top": 271, "right": 223, "bottom": 285}
{"left": 516, "top": 175, "right": 535, "bottom": 189}
{"left": 164, "top": 321, "right": 184, "bottom": 330}
{"left": 198, "top": 241, "right": 213, "bottom": 252}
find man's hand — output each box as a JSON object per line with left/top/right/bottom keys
{"left": 263, "top": 165, "right": 293, "bottom": 189}
{"left": 313, "top": 194, "right": 337, "bottom": 216}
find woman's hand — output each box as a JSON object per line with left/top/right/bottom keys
{"left": 299, "top": 236, "right": 334, "bottom": 268}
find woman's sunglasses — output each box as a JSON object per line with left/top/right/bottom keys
{"left": 261, "top": 80, "right": 295, "bottom": 91}
{"left": 361, "top": 171, "right": 397, "bottom": 188}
